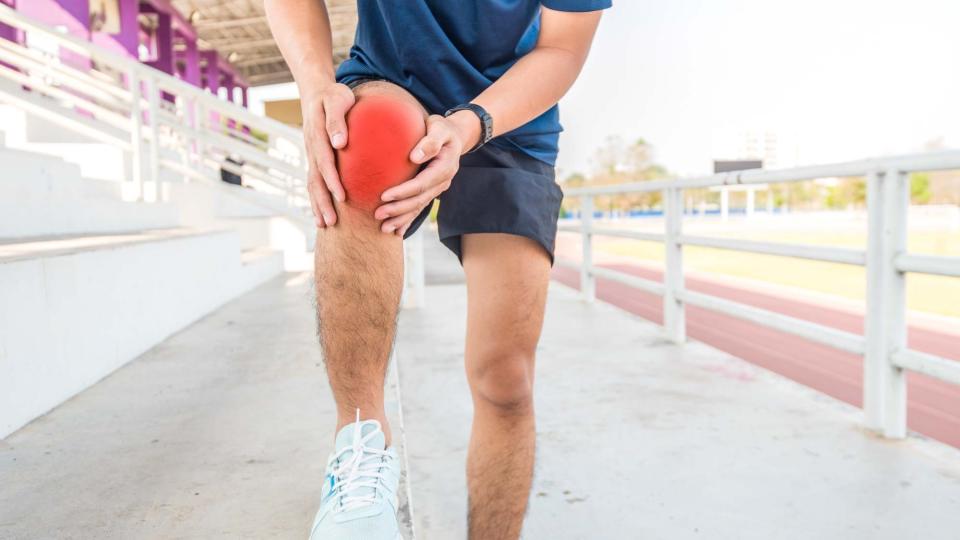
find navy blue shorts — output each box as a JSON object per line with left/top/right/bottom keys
{"left": 404, "top": 143, "right": 563, "bottom": 264}
{"left": 344, "top": 77, "right": 563, "bottom": 264}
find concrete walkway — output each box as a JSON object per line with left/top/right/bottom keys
{"left": 2, "top": 232, "right": 960, "bottom": 539}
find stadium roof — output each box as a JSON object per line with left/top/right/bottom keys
{"left": 170, "top": 0, "right": 357, "bottom": 87}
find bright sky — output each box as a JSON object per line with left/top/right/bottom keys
{"left": 251, "top": 1, "right": 960, "bottom": 179}
{"left": 557, "top": 0, "right": 960, "bottom": 178}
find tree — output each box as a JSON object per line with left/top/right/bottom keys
{"left": 910, "top": 172, "right": 932, "bottom": 205}
{"left": 560, "top": 136, "right": 669, "bottom": 215}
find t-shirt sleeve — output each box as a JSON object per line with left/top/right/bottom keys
{"left": 541, "top": 0, "right": 612, "bottom": 12}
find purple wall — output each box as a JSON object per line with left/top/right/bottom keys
{"left": 91, "top": 0, "right": 138, "bottom": 56}
{"left": 0, "top": 1, "right": 19, "bottom": 43}
{"left": 2, "top": 0, "right": 249, "bottom": 104}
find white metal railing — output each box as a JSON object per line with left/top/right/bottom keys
{"left": 0, "top": 4, "right": 309, "bottom": 221}
{"left": 559, "top": 151, "right": 960, "bottom": 439}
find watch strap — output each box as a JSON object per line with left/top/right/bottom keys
{"left": 444, "top": 103, "right": 493, "bottom": 153}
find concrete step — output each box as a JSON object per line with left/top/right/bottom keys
{"left": 0, "top": 227, "right": 283, "bottom": 438}
{"left": 0, "top": 144, "right": 127, "bottom": 201}
{"left": 239, "top": 246, "right": 285, "bottom": 286}
{"left": 218, "top": 216, "right": 314, "bottom": 271}
{"left": 0, "top": 144, "right": 182, "bottom": 238}
{"left": 0, "top": 194, "right": 182, "bottom": 238}
{"left": 0, "top": 145, "right": 86, "bottom": 198}
{"left": 11, "top": 142, "right": 129, "bottom": 187}
{"left": 0, "top": 273, "right": 414, "bottom": 539}
{"left": 169, "top": 180, "right": 297, "bottom": 220}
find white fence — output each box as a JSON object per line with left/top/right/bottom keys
{"left": 2, "top": 4, "right": 956, "bottom": 439}
{"left": 0, "top": 5, "right": 430, "bottom": 303}
{"left": 0, "top": 4, "right": 309, "bottom": 218}
{"left": 559, "top": 153, "right": 960, "bottom": 438}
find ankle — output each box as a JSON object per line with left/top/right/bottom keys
{"left": 336, "top": 408, "right": 392, "bottom": 446}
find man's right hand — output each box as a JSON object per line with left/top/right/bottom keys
{"left": 300, "top": 82, "right": 356, "bottom": 228}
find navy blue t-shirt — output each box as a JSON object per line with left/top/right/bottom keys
{"left": 336, "top": 0, "right": 612, "bottom": 166}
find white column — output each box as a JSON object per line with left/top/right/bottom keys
{"left": 746, "top": 187, "right": 756, "bottom": 217}
{"left": 863, "top": 169, "right": 908, "bottom": 438}
{"left": 663, "top": 187, "right": 686, "bottom": 343}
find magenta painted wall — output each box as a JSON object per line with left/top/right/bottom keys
{"left": 19, "top": 0, "right": 89, "bottom": 38}
{"left": 90, "top": 0, "right": 138, "bottom": 56}
{"left": 2, "top": 0, "right": 248, "bottom": 102}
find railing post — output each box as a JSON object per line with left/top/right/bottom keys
{"left": 663, "top": 187, "right": 686, "bottom": 343}
{"left": 185, "top": 97, "right": 197, "bottom": 180}
{"left": 864, "top": 169, "right": 908, "bottom": 438}
{"left": 195, "top": 100, "right": 208, "bottom": 175}
{"left": 403, "top": 226, "right": 426, "bottom": 309}
{"left": 146, "top": 75, "right": 161, "bottom": 202}
{"left": 128, "top": 68, "right": 144, "bottom": 201}
{"left": 580, "top": 195, "right": 595, "bottom": 302}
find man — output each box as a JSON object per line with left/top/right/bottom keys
{"left": 264, "top": 1, "right": 609, "bottom": 538}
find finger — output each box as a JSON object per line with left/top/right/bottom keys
{"left": 410, "top": 115, "right": 450, "bottom": 164}
{"left": 306, "top": 163, "right": 325, "bottom": 228}
{"left": 375, "top": 192, "right": 427, "bottom": 221}
{"left": 381, "top": 208, "right": 424, "bottom": 235}
{"left": 379, "top": 182, "right": 446, "bottom": 230}
{"left": 313, "top": 138, "right": 346, "bottom": 203}
{"left": 382, "top": 147, "right": 457, "bottom": 202}
{"left": 309, "top": 158, "right": 338, "bottom": 227}
{"left": 324, "top": 87, "right": 356, "bottom": 149}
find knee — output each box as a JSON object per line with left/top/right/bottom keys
{"left": 335, "top": 92, "right": 427, "bottom": 213}
{"left": 469, "top": 349, "right": 535, "bottom": 414}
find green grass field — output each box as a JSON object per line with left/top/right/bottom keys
{"left": 597, "top": 230, "right": 960, "bottom": 318}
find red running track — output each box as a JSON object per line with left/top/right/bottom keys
{"left": 552, "top": 263, "right": 960, "bottom": 449}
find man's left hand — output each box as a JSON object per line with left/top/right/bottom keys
{"left": 375, "top": 111, "right": 480, "bottom": 236}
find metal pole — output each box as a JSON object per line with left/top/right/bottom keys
{"left": 195, "top": 100, "right": 207, "bottom": 173}
{"left": 146, "top": 75, "right": 161, "bottom": 202}
{"left": 663, "top": 187, "right": 686, "bottom": 343}
{"left": 128, "top": 68, "right": 144, "bottom": 201}
{"left": 881, "top": 168, "right": 908, "bottom": 438}
{"left": 403, "top": 227, "right": 426, "bottom": 309}
{"left": 863, "top": 170, "right": 908, "bottom": 438}
{"left": 580, "top": 196, "right": 596, "bottom": 302}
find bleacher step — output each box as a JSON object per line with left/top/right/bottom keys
{"left": 0, "top": 227, "right": 284, "bottom": 438}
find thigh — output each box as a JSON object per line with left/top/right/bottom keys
{"left": 461, "top": 233, "right": 552, "bottom": 363}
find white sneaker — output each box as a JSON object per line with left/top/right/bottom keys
{"left": 309, "top": 413, "right": 402, "bottom": 540}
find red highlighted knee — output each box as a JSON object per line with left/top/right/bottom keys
{"left": 335, "top": 94, "right": 426, "bottom": 212}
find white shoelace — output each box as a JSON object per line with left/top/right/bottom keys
{"left": 330, "top": 411, "right": 391, "bottom": 514}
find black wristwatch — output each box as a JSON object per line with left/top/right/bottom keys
{"left": 444, "top": 103, "right": 493, "bottom": 153}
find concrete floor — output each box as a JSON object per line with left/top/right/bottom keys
{"left": 2, "top": 232, "right": 960, "bottom": 539}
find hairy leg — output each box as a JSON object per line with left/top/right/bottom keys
{"left": 462, "top": 233, "right": 551, "bottom": 540}
{"left": 314, "top": 80, "right": 427, "bottom": 443}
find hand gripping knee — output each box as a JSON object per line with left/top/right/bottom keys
{"left": 335, "top": 94, "right": 427, "bottom": 212}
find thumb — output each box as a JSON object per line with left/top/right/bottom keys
{"left": 323, "top": 90, "right": 355, "bottom": 149}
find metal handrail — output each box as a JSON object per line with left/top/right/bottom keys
{"left": 563, "top": 154, "right": 960, "bottom": 440}
{"left": 565, "top": 150, "right": 960, "bottom": 196}
{"left": 0, "top": 4, "right": 309, "bottom": 223}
